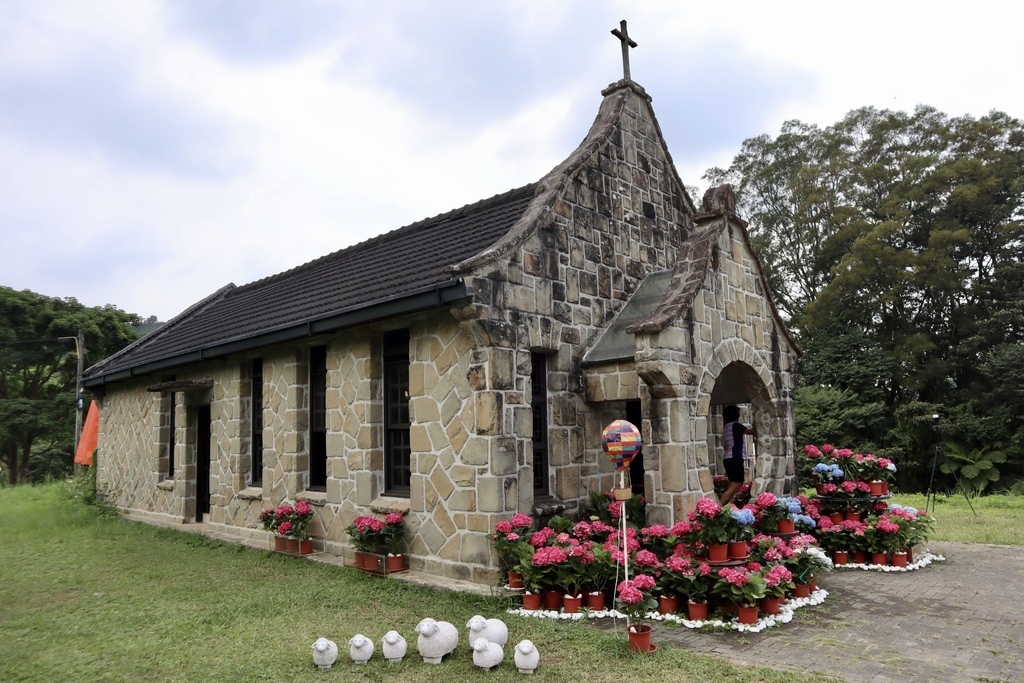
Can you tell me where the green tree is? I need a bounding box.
[0,288,140,485]
[708,106,1024,490]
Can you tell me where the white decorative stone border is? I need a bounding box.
[832,551,945,573]
[506,589,829,633]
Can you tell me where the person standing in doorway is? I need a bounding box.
[719,405,756,506]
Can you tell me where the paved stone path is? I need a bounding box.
[645,542,1023,683]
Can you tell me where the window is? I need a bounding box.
[250,358,264,486]
[383,330,410,496]
[531,353,549,497]
[163,391,176,478]
[309,346,327,491]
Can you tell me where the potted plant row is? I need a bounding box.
[259,500,316,554]
[345,512,407,573]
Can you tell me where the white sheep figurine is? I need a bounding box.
[471,637,504,670]
[380,630,408,663]
[414,617,459,664]
[348,634,375,665]
[310,637,338,670]
[466,615,508,647]
[513,639,540,674]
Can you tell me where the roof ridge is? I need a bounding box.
[234,184,538,294]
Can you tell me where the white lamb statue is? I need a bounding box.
[466,615,508,647]
[348,634,375,665]
[380,630,408,663]
[310,637,338,670]
[471,637,504,670]
[513,639,540,674]
[414,617,459,664]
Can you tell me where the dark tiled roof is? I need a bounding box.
[84,184,539,385]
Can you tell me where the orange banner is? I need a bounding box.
[75,400,99,466]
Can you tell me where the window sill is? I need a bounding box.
[156,479,175,491]
[370,497,411,515]
[237,487,263,501]
[298,491,327,507]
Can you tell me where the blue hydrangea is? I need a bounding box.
[730,508,756,525]
[778,497,802,514]
[793,514,816,528]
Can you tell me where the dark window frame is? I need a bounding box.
[166,391,176,479]
[383,330,411,496]
[308,346,328,491]
[250,358,264,486]
[531,353,550,497]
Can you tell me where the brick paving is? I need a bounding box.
[647,542,1023,683]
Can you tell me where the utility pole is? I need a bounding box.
[59,330,84,457]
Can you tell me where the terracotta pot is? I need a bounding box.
[829,513,844,524]
[905,546,914,563]
[760,596,782,615]
[627,624,653,653]
[792,583,811,598]
[881,481,890,494]
[507,571,524,589]
[285,537,300,553]
[728,541,749,560]
[298,539,313,555]
[891,552,908,568]
[658,595,679,615]
[870,552,887,566]
[562,593,583,614]
[687,601,708,621]
[707,543,729,562]
[522,592,542,611]
[852,551,868,564]
[542,590,563,611]
[869,480,885,496]
[386,553,404,572]
[844,511,862,522]
[737,605,759,624]
[809,576,817,592]
[273,536,288,551]
[833,550,849,565]
[362,553,382,572]
[586,591,607,610]
[814,484,826,495]
[776,519,796,534]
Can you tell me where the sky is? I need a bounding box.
[3,0,1022,322]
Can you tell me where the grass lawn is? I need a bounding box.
[0,483,840,683]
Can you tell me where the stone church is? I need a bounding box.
[82,33,800,585]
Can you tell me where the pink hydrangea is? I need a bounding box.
[510,513,532,528]
[633,549,662,568]
[755,492,778,508]
[495,520,512,534]
[803,444,822,458]
[695,497,722,517]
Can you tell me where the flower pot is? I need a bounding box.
[362,552,382,572]
[737,605,759,624]
[814,484,826,495]
[871,552,888,566]
[809,576,817,592]
[880,481,889,494]
[563,593,583,614]
[759,596,782,615]
[707,543,729,563]
[728,541,748,560]
[298,539,314,555]
[286,537,300,553]
[627,624,653,653]
[687,601,708,621]
[776,519,796,534]
[833,550,849,565]
[273,536,288,551]
[386,553,404,572]
[586,591,607,610]
[829,513,844,524]
[792,583,811,598]
[869,480,885,496]
[891,552,908,568]
[905,546,914,564]
[658,595,679,615]
[844,511,861,522]
[542,590,563,611]
[507,571,524,589]
[522,592,542,611]
[852,551,867,564]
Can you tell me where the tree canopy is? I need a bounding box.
[706,105,1024,491]
[0,287,140,484]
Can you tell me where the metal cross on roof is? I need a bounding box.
[610,20,637,81]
